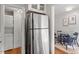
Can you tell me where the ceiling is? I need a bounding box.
[55,4,79,17]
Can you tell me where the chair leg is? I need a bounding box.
[75,40,79,47]
[72,45,74,50]
[65,44,67,50]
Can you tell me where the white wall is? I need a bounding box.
[4,4,53,54]
[46,4,51,52]
[4,4,26,54]
[55,10,79,34]
[5,4,26,9]
[50,6,54,54]
[46,5,54,53]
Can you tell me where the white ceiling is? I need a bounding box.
[55,4,79,17]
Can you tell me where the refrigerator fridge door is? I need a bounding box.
[33,13,48,28]
[34,29,44,54]
[41,29,49,54]
[34,30,40,54]
[34,29,49,54]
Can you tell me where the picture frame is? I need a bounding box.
[63,17,69,26]
[69,15,76,24]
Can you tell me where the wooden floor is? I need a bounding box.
[4,47,67,54]
[4,47,21,54]
[55,48,66,54]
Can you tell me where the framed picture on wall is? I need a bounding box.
[63,17,68,26]
[69,15,76,24]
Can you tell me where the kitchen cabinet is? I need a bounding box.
[39,4,45,11]
[26,4,46,14]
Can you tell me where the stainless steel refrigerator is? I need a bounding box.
[25,12,49,54]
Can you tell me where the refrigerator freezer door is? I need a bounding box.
[33,14,48,28]
[40,15,48,28]
[33,13,41,28]
[27,13,41,29]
